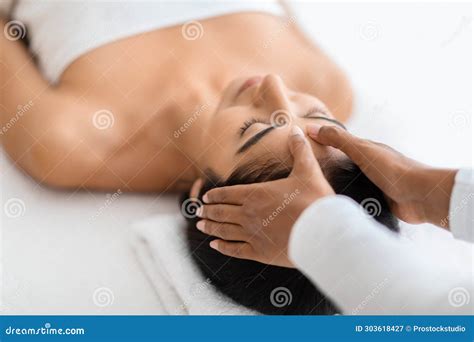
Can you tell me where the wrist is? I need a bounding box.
[302,179,335,207]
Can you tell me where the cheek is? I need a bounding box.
[218,78,246,107]
[209,111,242,136]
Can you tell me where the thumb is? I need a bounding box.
[288,126,323,178]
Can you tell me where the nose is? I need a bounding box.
[256,74,291,113]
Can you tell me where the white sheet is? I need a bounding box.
[131,213,256,315]
[1,2,471,314]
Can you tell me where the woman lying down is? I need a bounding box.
[1,1,398,314]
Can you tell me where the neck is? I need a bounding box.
[167,87,220,183]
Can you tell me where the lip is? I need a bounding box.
[236,76,262,98]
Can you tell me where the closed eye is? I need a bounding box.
[303,105,346,129]
[304,114,347,130]
[304,105,330,117]
[239,105,328,137]
[236,109,347,154]
[239,118,268,137]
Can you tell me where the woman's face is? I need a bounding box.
[201,74,346,178]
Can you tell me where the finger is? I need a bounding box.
[307,124,405,194]
[189,178,203,198]
[306,124,371,169]
[197,204,242,224]
[288,126,322,178]
[196,220,249,241]
[209,239,255,260]
[203,184,254,204]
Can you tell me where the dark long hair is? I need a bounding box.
[182,158,399,315]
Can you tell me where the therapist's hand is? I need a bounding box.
[196,127,335,268]
[307,124,457,227]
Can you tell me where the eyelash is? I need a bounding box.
[305,105,328,117]
[239,105,329,136]
[239,118,266,136]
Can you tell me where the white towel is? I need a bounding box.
[130,213,257,315]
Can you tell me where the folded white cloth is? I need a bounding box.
[130,213,256,315]
[11,0,284,83]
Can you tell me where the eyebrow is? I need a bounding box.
[236,116,346,155]
[237,126,275,154]
[305,115,347,130]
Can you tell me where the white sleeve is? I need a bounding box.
[449,168,474,242]
[288,195,474,315]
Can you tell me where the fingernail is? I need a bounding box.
[192,177,202,191]
[196,220,205,231]
[196,206,203,217]
[307,124,321,137]
[209,240,218,250]
[291,126,304,137]
[202,193,209,203]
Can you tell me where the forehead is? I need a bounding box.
[202,124,343,180]
[201,125,288,179]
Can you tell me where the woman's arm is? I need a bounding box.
[0,19,116,189]
[0,18,59,182]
